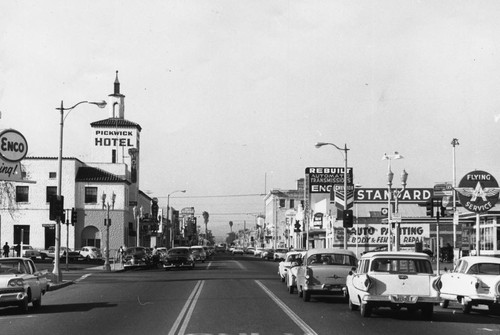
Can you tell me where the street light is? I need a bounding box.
[315,142,350,249]
[54,100,106,283]
[168,190,186,248]
[451,138,459,250]
[382,152,405,251]
[102,192,116,271]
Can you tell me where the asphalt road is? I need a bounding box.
[1,254,499,335]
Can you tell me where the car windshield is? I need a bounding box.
[307,253,356,266]
[370,258,433,274]
[0,260,27,275]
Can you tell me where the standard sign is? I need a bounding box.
[0,129,28,162]
[456,170,500,213]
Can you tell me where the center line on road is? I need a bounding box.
[168,280,204,335]
[255,280,318,335]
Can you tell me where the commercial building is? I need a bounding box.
[0,73,170,255]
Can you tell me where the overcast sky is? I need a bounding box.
[2,1,500,239]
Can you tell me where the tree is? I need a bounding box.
[229,220,233,232]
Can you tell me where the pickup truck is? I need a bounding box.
[0,257,49,312]
[40,246,81,261]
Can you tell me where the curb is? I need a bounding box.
[48,280,74,291]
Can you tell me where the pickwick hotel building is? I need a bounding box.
[0,73,166,256]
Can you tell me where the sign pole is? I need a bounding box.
[475,213,480,256]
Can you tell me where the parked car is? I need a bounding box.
[296,248,357,302]
[345,251,440,319]
[273,248,289,262]
[21,245,40,260]
[245,247,255,255]
[40,246,81,260]
[0,257,49,312]
[285,251,307,294]
[232,247,245,255]
[261,249,275,260]
[190,246,207,263]
[79,246,102,260]
[253,248,265,257]
[123,247,150,269]
[163,247,195,270]
[439,256,500,314]
[278,250,305,282]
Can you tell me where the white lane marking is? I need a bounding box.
[234,261,246,270]
[168,280,203,335]
[255,280,318,335]
[74,273,92,283]
[178,280,205,335]
[207,261,212,269]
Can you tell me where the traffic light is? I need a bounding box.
[49,195,64,221]
[425,201,433,217]
[294,220,302,233]
[343,209,354,228]
[71,208,77,225]
[151,200,159,222]
[440,204,447,217]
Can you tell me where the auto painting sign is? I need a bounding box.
[456,170,500,213]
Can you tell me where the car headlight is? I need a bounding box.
[8,278,24,287]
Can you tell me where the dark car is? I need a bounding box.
[123,247,150,269]
[163,247,195,270]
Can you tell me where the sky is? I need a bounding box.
[2,0,500,240]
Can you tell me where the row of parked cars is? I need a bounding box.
[277,248,500,319]
[9,245,101,261]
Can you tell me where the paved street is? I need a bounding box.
[0,254,499,335]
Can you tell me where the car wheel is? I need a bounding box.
[32,295,42,309]
[440,300,449,309]
[461,299,472,314]
[19,297,29,313]
[360,303,372,317]
[348,297,359,311]
[421,304,433,320]
[302,290,310,302]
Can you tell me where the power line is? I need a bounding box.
[156,193,265,199]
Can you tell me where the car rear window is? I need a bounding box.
[307,253,356,266]
[169,249,189,255]
[371,258,432,274]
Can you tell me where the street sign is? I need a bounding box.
[333,184,354,210]
[392,213,402,223]
[0,129,28,162]
[456,170,500,213]
[433,182,453,197]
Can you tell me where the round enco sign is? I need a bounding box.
[0,129,28,162]
[456,170,500,213]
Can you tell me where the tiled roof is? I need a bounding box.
[90,118,142,131]
[76,166,130,184]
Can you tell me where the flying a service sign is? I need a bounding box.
[456,170,500,213]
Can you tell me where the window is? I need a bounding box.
[46,186,57,203]
[14,225,30,244]
[49,172,56,179]
[279,199,286,208]
[289,199,295,209]
[85,187,98,204]
[15,186,29,203]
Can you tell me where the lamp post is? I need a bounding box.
[315,142,350,249]
[451,138,459,250]
[167,190,186,248]
[54,100,106,283]
[382,152,405,252]
[102,192,116,272]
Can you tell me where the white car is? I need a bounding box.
[345,251,440,319]
[232,247,244,255]
[278,250,305,282]
[284,251,307,294]
[0,257,49,312]
[439,256,500,314]
[79,246,102,259]
[296,248,357,302]
[22,245,40,260]
[253,248,265,257]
